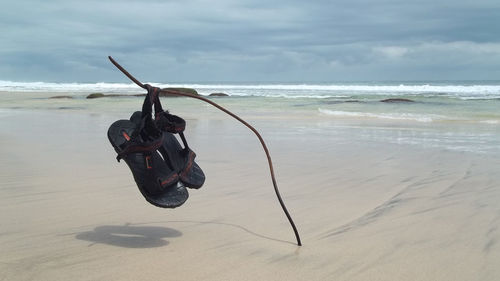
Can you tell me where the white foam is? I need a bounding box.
[1,80,499,99]
[0,81,139,93]
[458,96,500,100]
[480,120,500,124]
[156,83,500,93]
[318,108,441,122]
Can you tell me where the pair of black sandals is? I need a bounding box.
[107,85,205,208]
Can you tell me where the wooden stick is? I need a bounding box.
[108,56,302,246]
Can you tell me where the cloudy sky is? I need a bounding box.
[1,0,499,82]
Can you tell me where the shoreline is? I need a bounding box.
[1,95,500,280]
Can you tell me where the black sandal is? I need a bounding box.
[107,88,190,208]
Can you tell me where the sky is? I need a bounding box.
[1,0,499,82]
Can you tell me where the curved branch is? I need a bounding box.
[108,56,302,246]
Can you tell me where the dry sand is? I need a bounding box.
[1,108,500,281]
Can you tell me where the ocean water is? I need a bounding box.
[1,80,499,154]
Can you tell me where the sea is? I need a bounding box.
[1,80,499,154]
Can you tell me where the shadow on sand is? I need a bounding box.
[130,220,296,246]
[76,224,182,248]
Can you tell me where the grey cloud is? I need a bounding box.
[1,0,499,82]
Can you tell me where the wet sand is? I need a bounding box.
[1,107,500,280]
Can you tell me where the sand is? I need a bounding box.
[1,106,500,281]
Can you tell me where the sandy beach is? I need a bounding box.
[1,93,500,281]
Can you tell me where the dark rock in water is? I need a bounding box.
[159,87,199,97]
[86,93,146,99]
[322,100,360,105]
[86,93,105,99]
[380,98,415,103]
[209,93,229,97]
[49,95,74,99]
[85,88,198,99]
[58,106,83,110]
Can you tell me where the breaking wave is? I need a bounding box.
[1,80,500,99]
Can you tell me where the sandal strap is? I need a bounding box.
[116,134,164,161]
[143,85,187,134]
[142,84,164,118]
[140,84,191,150]
[155,112,186,133]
